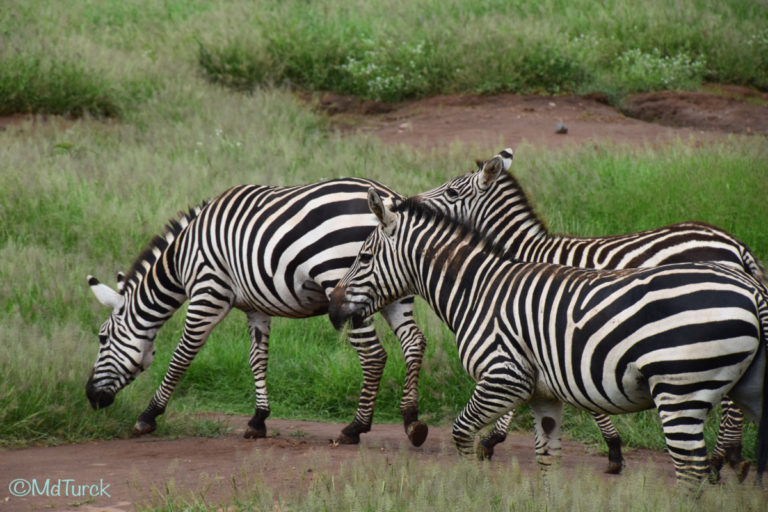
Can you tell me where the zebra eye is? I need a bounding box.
[445,188,460,200]
[99,335,108,346]
[359,253,373,265]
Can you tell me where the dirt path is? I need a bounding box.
[1,87,765,511]
[314,84,768,151]
[1,416,677,512]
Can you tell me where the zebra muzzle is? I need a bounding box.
[328,286,365,330]
[85,378,115,410]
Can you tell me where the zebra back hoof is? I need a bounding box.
[336,432,361,445]
[605,460,624,475]
[406,421,428,447]
[131,420,156,437]
[243,427,267,439]
[736,460,750,483]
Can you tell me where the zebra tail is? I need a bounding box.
[757,289,768,478]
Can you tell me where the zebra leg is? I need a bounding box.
[529,398,564,472]
[452,371,530,459]
[709,397,749,482]
[479,411,514,459]
[381,298,429,447]
[244,312,272,439]
[133,289,233,436]
[656,404,710,490]
[338,319,388,444]
[590,412,624,474]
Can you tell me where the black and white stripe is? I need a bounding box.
[329,190,768,488]
[86,179,429,446]
[415,149,765,477]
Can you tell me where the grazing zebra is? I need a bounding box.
[329,188,768,489]
[86,179,429,446]
[415,149,766,478]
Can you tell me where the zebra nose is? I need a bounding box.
[328,286,349,330]
[85,378,115,410]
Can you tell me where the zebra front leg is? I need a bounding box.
[338,319,387,444]
[590,412,624,474]
[244,312,272,439]
[709,397,748,482]
[480,411,514,459]
[529,398,564,473]
[381,298,429,447]
[453,371,529,459]
[134,289,233,436]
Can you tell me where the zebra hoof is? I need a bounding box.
[406,421,428,447]
[605,460,624,475]
[243,427,267,439]
[735,460,750,483]
[336,432,360,445]
[131,420,156,437]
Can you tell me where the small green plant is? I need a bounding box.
[611,48,707,93]
[339,39,434,101]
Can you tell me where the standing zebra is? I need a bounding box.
[329,189,768,489]
[415,149,766,477]
[86,179,429,446]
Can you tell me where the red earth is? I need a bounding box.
[2,87,766,511]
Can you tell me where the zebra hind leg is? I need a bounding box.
[709,397,749,483]
[381,299,429,447]
[338,319,387,444]
[590,412,624,474]
[244,312,272,439]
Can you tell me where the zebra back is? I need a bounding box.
[415,150,766,283]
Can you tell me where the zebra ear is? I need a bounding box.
[88,275,125,311]
[368,188,397,236]
[478,149,513,190]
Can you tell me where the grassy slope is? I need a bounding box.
[0,1,766,467]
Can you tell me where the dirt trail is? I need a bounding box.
[1,417,677,511]
[2,87,766,511]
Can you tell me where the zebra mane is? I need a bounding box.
[395,197,516,261]
[122,202,208,292]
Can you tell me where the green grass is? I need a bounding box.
[1,0,767,116]
[0,0,767,486]
[194,0,768,101]
[140,449,767,511]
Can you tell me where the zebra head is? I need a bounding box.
[329,189,410,330]
[414,148,514,223]
[85,274,156,409]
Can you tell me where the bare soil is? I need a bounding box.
[1,416,675,512]
[311,84,768,151]
[2,87,765,511]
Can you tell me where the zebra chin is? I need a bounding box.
[85,379,115,410]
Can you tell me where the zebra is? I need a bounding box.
[86,179,429,447]
[329,187,768,489]
[414,149,766,478]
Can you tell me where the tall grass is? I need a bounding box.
[141,448,768,511]
[195,0,768,101]
[2,0,768,116]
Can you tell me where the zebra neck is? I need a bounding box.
[477,184,549,257]
[409,224,504,334]
[124,251,186,333]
